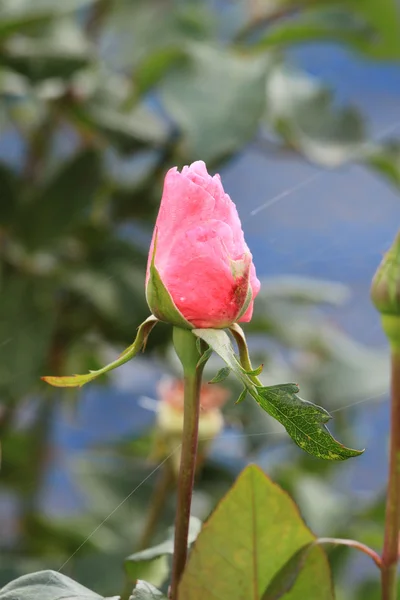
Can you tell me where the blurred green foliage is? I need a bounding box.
[0,0,399,598]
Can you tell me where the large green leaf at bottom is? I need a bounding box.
[179,465,333,600]
[0,570,118,600]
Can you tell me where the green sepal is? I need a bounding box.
[195,336,202,354]
[235,387,247,404]
[209,366,231,384]
[146,230,193,329]
[236,277,253,321]
[230,252,253,322]
[42,315,158,388]
[241,363,264,377]
[197,345,213,369]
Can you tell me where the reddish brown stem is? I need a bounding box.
[318,537,381,569]
[169,366,203,599]
[381,350,400,599]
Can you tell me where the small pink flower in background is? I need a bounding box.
[158,378,229,413]
[154,378,230,470]
[146,161,260,328]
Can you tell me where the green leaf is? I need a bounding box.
[18,149,102,249]
[130,581,167,600]
[352,0,400,59]
[73,102,169,153]
[0,277,56,398]
[146,232,193,329]
[42,315,158,388]
[0,162,19,225]
[1,21,91,82]
[256,383,362,460]
[193,328,363,460]
[0,0,97,40]
[265,65,365,168]
[179,465,334,600]
[196,346,213,369]
[209,366,231,384]
[242,3,400,60]
[125,517,201,583]
[256,276,350,306]
[364,140,400,189]
[131,46,187,101]
[262,543,313,600]
[263,536,381,599]
[125,558,168,592]
[250,9,373,54]
[160,43,268,163]
[0,570,115,600]
[235,387,247,404]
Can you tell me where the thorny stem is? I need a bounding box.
[169,328,204,600]
[381,349,400,600]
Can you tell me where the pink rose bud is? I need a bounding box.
[146,161,260,328]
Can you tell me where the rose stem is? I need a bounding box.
[381,347,400,600]
[170,328,205,600]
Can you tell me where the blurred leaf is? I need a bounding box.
[179,465,333,599]
[355,579,400,600]
[194,328,363,460]
[18,149,101,249]
[126,516,201,566]
[21,514,99,558]
[257,276,350,306]
[125,517,201,587]
[309,326,389,408]
[0,161,19,225]
[265,65,366,167]
[364,140,400,189]
[42,315,157,387]
[294,475,351,536]
[70,102,170,152]
[104,1,214,72]
[132,47,187,101]
[1,21,91,82]
[0,68,29,97]
[251,9,373,53]
[0,0,97,40]
[62,231,150,340]
[0,570,117,600]
[0,277,56,398]
[161,44,268,163]
[126,558,168,592]
[353,0,400,59]
[110,431,155,459]
[130,581,167,600]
